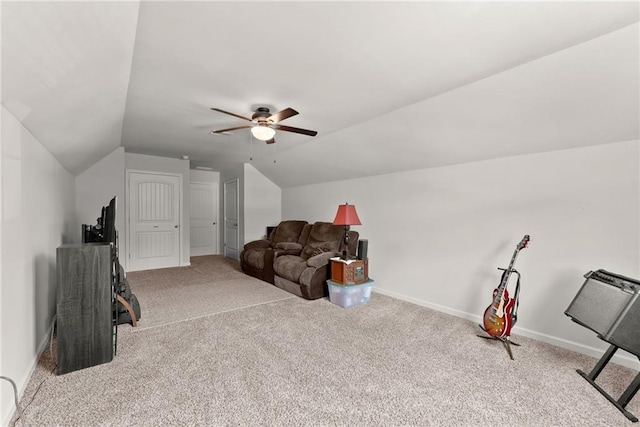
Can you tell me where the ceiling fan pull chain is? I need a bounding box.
[272,141,276,164]
[249,132,254,161]
[247,131,252,161]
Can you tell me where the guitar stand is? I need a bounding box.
[477,327,521,360]
[577,344,639,422]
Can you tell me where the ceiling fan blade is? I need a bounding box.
[273,124,318,137]
[268,108,298,123]
[211,108,253,122]
[266,138,276,145]
[210,125,252,134]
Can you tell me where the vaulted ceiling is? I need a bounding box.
[2,1,639,188]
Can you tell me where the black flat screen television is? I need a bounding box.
[83,196,117,245]
[102,197,117,245]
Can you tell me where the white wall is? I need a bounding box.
[190,169,219,184]
[1,107,76,426]
[76,147,126,258]
[243,163,281,242]
[125,153,191,266]
[283,140,640,369]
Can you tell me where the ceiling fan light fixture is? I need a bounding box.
[251,125,276,141]
[211,107,316,143]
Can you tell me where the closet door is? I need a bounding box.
[190,181,219,256]
[127,171,181,271]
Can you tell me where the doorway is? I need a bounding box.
[189,181,219,256]
[223,179,239,259]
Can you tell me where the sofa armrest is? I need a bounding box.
[244,239,272,250]
[306,251,340,268]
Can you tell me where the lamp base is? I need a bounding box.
[341,225,350,260]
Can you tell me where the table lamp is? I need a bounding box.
[332,202,361,260]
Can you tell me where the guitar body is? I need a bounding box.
[482,288,516,338]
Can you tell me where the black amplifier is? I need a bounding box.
[565,269,640,356]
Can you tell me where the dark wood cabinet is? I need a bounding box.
[331,258,369,284]
[56,243,114,375]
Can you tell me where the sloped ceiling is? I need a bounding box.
[2,1,639,188]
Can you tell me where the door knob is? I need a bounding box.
[174,225,179,228]
[213,222,217,225]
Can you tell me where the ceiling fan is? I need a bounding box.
[210,107,318,144]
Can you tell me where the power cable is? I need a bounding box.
[1,316,58,426]
[0,376,21,425]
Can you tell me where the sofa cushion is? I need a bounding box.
[275,242,302,251]
[273,255,309,282]
[271,220,308,245]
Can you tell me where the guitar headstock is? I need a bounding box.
[517,235,530,250]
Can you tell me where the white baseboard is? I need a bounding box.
[373,288,640,371]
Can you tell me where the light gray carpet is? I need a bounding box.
[11,257,640,426]
[126,256,294,330]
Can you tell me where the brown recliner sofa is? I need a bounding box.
[273,222,358,300]
[240,220,308,284]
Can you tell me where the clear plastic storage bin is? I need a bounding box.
[327,279,374,308]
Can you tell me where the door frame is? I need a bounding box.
[223,178,240,259]
[125,169,184,271]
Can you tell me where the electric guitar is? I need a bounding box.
[481,235,530,338]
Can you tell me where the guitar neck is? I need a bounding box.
[494,249,521,300]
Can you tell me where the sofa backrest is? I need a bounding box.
[298,224,312,246]
[270,220,308,245]
[298,222,349,260]
[307,221,343,243]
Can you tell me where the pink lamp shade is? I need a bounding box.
[333,203,361,226]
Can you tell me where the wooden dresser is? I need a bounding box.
[56,243,114,374]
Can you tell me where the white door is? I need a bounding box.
[223,179,239,259]
[127,171,181,271]
[190,181,218,256]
